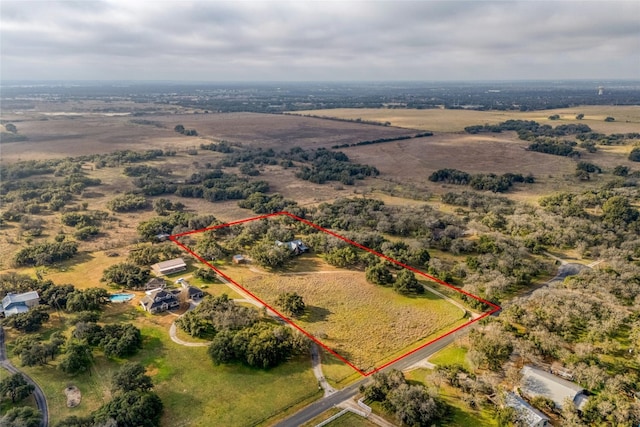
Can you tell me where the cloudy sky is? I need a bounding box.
[1,0,638,81]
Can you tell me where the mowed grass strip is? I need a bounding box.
[222,262,465,372]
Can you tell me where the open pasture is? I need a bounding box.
[180,214,473,374]
[1,111,417,162]
[292,105,640,133]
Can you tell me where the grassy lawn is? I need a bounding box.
[405,369,498,427]
[428,344,470,369]
[5,304,321,427]
[325,411,377,426]
[218,258,466,372]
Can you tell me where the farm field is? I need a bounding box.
[1,110,418,163]
[292,105,640,133]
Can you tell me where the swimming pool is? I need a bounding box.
[109,293,135,303]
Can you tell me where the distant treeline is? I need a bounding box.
[331,132,433,149]
[285,113,393,127]
[428,168,534,193]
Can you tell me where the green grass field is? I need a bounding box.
[5,304,321,427]
[428,344,470,369]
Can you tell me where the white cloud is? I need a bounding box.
[1,0,638,81]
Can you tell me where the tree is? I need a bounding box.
[604,116,615,122]
[249,242,291,269]
[393,270,424,294]
[602,196,639,227]
[101,263,150,289]
[101,324,142,358]
[59,342,93,374]
[111,363,153,394]
[275,292,305,317]
[629,147,640,162]
[387,383,445,426]
[365,263,394,286]
[93,391,163,427]
[0,407,42,427]
[0,373,35,403]
[3,307,50,332]
[576,113,584,120]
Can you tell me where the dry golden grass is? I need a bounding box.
[292,105,640,134]
[219,260,465,372]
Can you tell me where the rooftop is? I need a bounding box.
[521,365,588,410]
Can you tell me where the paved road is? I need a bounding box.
[0,327,49,427]
[509,262,587,303]
[275,328,464,427]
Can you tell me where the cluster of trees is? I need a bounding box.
[237,192,300,214]
[630,147,640,162]
[428,169,533,192]
[294,148,379,185]
[360,370,446,426]
[2,307,50,332]
[176,294,308,368]
[0,407,41,427]
[73,322,143,358]
[153,198,185,216]
[12,333,65,366]
[101,262,150,289]
[106,193,148,212]
[0,373,35,404]
[127,242,182,266]
[208,321,307,368]
[136,212,218,241]
[200,141,234,153]
[465,120,592,140]
[123,164,167,177]
[527,139,580,157]
[13,240,78,266]
[57,363,163,427]
[174,124,197,136]
[366,264,425,294]
[577,131,640,145]
[176,294,258,338]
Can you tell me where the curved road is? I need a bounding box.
[0,327,49,427]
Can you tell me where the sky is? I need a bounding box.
[1,0,639,82]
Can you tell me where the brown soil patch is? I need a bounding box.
[1,112,418,163]
[64,385,81,408]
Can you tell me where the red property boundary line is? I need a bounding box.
[169,211,501,377]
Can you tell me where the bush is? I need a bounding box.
[106,194,148,212]
[629,147,640,162]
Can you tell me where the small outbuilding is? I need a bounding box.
[151,258,187,276]
[504,392,550,427]
[232,254,245,264]
[2,291,40,317]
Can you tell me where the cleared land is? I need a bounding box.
[292,105,640,133]
[215,258,466,373]
[1,111,417,162]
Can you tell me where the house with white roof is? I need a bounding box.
[1,291,40,317]
[521,365,589,410]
